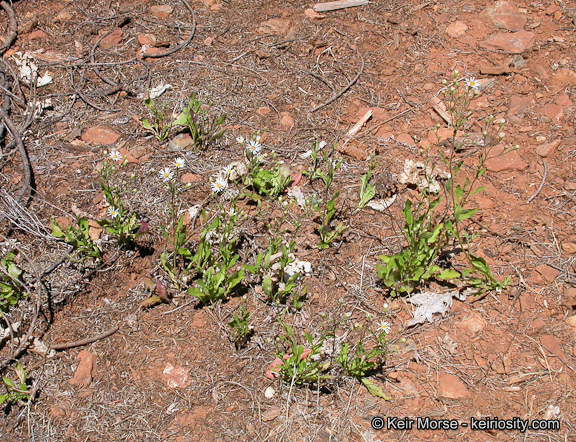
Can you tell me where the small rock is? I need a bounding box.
[138,34,157,47]
[68,350,97,388]
[264,386,276,398]
[168,133,194,150]
[49,405,66,418]
[555,93,572,107]
[565,315,576,331]
[540,103,564,125]
[532,318,546,329]
[491,359,506,374]
[262,406,282,422]
[456,312,487,335]
[280,112,295,129]
[258,18,293,36]
[27,30,48,40]
[562,243,576,254]
[485,145,527,172]
[118,147,137,164]
[508,95,535,117]
[540,335,568,360]
[479,31,535,53]
[551,69,576,87]
[257,107,271,116]
[395,133,415,146]
[55,8,74,22]
[337,142,368,161]
[535,264,560,282]
[81,126,120,145]
[480,0,527,31]
[535,139,561,157]
[150,5,173,19]
[438,373,469,399]
[162,363,191,388]
[181,173,202,184]
[446,21,468,38]
[305,8,325,19]
[100,30,123,50]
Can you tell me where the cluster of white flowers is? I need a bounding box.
[157,158,186,183]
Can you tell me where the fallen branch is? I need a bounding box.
[313,0,369,13]
[311,49,364,112]
[50,325,120,351]
[144,0,196,59]
[526,160,547,204]
[0,1,17,56]
[0,108,34,208]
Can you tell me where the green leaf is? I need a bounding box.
[140,119,152,130]
[361,378,391,399]
[50,222,64,239]
[3,377,15,388]
[262,277,274,297]
[438,269,460,280]
[455,207,477,222]
[173,111,189,126]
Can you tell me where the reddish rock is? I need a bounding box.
[81,126,120,145]
[118,147,137,164]
[280,112,295,129]
[508,95,535,117]
[479,31,535,53]
[49,405,66,418]
[27,30,48,40]
[258,18,293,36]
[540,335,568,360]
[162,363,191,388]
[532,318,546,329]
[181,173,202,184]
[555,93,572,107]
[168,133,194,151]
[551,69,576,87]
[68,351,97,388]
[305,8,325,19]
[562,243,576,254]
[540,103,564,125]
[446,21,468,38]
[485,145,527,172]
[175,406,211,426]
[396,133,415,146]
[138,34,157,47]
[338,142,368,160]
[262,406,282,422]
[480,0,527,31]
[535,264,560,282]
[150,4,173,19]
[257,107,271,116]
[438,373,469,399]
[55,8,74,22]
[100,30,123,49]
[535,139,561,157]
[456,312,487,335]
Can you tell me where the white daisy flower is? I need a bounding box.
[174,157,186,169]
[222,164,235,178]
[378,320,391,334]
[236,136,245,145]
[465,77,480,90]
[107,206,119,218]
[211,176,228,193]
[159,167,174,182]
[227,207,237,216]
[247,140,262,155]
[109,150,122,162]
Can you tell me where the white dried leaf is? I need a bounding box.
[407,291,459,326]
[149,83,172,99]
[367,194,397,211]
